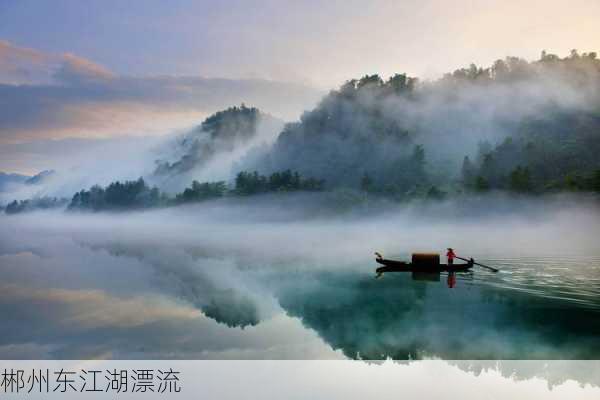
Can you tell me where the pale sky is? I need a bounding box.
[1,0,599,87]
[0,0,599,173]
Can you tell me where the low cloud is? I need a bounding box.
[0,41,322,150]
[54,53,115,86]
[0,40,55,85]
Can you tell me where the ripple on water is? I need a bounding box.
[467,256,600,310]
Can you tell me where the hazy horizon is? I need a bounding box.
[1,0,599,174]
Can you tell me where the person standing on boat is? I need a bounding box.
[446,248,456,266]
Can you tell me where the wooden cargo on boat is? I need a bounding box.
[375,252,474,274]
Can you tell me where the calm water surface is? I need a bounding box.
[1,208,599,366]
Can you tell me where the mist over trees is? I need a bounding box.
[463,114,600,193]
[68,178,164,211]
[233,170,324,195]
[174,180,227,204]
[153,105,282,184]
[155,105,260,175]
[4,197,68,214]
[258,73,424,191]
[62,170,323,213]
[249,50,600,197]
[3,50,600,215]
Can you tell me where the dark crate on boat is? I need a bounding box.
[411,253,440,267]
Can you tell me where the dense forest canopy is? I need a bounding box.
[253,50,600,195]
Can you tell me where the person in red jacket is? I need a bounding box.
[446,248,456,265]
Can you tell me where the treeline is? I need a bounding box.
[439,49,598,85]
[234,170,324,195]
[174,181,227,203]
[65,170,323,212]
[4,197,68,214]
[68,178,164,211]
[461,124,600,194]
[173,169,323,205]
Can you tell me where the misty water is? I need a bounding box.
[1,194,600,364]
[274,255,600,360]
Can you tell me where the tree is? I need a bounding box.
[477,140,493,163]
[426,186,446,200]
[235,170,323,195]
[564,173,583,191]
[386,73,416,94]
[4,200,22,214]
[480,153,496,183]
[461,156,475,187]
[175,180,227,203]
[509,166,533,193]
[361,173,373,192]
[357,74,383,89]
[474,176,490,192]
[412,144,425,165]
[592,170,600,192]
[235,171,265,195]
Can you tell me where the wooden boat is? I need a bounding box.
[375,252,474,274]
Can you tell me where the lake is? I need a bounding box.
[1,197,599,365]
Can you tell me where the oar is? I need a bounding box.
[456,256,499,273]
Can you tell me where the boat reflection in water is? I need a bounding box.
[276,256,600,361]
[404,271,470,288]
[420,270,468,288]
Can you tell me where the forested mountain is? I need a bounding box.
[153,105,283,191]
[4,50,600,214]
[155,105,261,175]
[256,50,600,196]
[260,73,424,190]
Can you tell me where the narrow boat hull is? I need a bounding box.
[375,257,473,273]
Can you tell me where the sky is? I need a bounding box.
[0,0,599,173]
[2,0,599,85]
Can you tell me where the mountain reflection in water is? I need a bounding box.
[275,257,600,360]
[1,205,599,380]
